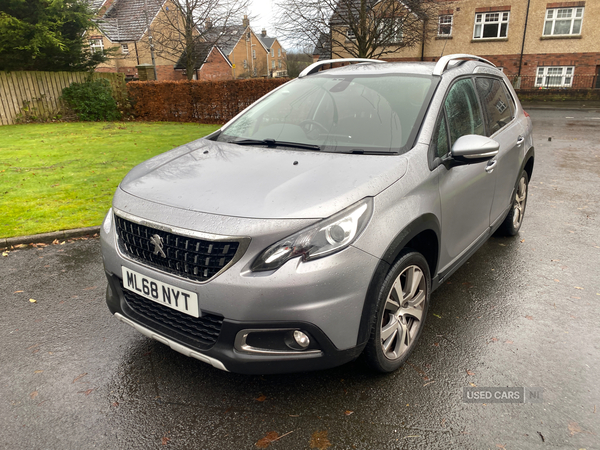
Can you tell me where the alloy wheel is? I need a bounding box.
[380,265,426,360]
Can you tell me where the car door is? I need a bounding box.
[474,77,525,226]
[433,78,496,273]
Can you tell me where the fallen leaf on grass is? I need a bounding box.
[574,286,584,290]
[525,315,533,320]
[520,239,525,243]
[112,402,119,407]
[496,444,506,449]
[14,291,23,293]
[29,299,37,303]
[433,314,442,319]
[30,391,38,399]
[554,279,560,282]
[469,382,477,387]
[344,410,354,416]
[505,340,514,344]
[309,431,331,450]
[490,337,499,342]
[466,370,475,376]
[433,342,439,347]
[161,436,170,445]
[255,394,267,402]
[73,373,87,383]
[79,388,95,396]
[52,239,59,245]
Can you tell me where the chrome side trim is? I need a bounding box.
[234,328,322,356]
[433,54,496,76]
[115,313,229,371]
[113,208,251,285]
[299,58,384,78]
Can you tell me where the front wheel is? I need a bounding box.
[365,251,431,373]
[498,170,529,236]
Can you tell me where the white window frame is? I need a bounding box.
[473,11,510,39]
[252,49,256,59]
[89,38,104,54]
[278,48,281,57]
[438,14,453,37]
[543,7,584,36]
[535,66,575,87]
[379,17,403,43]
[272,60,275,69]
[121,43,129,54]
[346,27,356,40]
[271,48,274,57]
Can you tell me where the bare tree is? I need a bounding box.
[149,0,252,80]
[275,0,440,60]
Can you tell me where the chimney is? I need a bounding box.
[242,15,250,28]
[261,29,267,37]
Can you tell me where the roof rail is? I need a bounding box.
[432,54,496,76]
[299,58,384,78]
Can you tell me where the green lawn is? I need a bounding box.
[0,122,220,239]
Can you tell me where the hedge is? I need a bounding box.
[127,78,289,124]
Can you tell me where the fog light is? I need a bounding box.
[293,330,310,348]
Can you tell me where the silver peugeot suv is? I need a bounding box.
[101,54,534,374]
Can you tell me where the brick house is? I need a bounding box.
[174,43,232,81]
[257,29,288,77]
[322,0,600,88]
[90,0,188,81]
[204,16,287,79]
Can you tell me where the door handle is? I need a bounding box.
[516,136,525,146]
[485,160,497,173]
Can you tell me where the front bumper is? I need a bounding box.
[105,273,364,374]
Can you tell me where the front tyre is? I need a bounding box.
[498,170,529,236]
[365,251,431,373]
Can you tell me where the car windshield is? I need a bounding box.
[216,74,435,154]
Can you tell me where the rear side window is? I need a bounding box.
[444,78,485,147]
[475,77,514,135]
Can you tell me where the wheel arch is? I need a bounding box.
[356,214,441,346]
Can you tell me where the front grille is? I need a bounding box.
[115,215,240,283]
[121,281,223,350]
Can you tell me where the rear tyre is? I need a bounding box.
[498,170,529,236]
[365,251,431,373]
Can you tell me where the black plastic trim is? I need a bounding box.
[356,214,441,345]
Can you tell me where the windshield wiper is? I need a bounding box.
[231,139,321,151]
[349,149,396,155]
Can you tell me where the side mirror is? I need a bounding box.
[451,135,499,161]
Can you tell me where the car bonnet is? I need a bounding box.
[119,139,408,219]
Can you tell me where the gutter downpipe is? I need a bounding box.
[518,0,532,78]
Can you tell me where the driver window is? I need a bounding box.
[444,79,485,148]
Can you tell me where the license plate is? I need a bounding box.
[121,267,200,318]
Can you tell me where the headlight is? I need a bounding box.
[250,198,373,272]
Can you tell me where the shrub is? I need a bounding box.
[61,78,121,121]
[127,78,289,124]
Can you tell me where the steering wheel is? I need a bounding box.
[300,120,329,136]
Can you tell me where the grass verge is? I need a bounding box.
[0,122,220,239]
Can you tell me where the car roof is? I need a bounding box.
[303,55,498,79]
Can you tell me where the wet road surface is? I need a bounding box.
[1,109,599,449]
